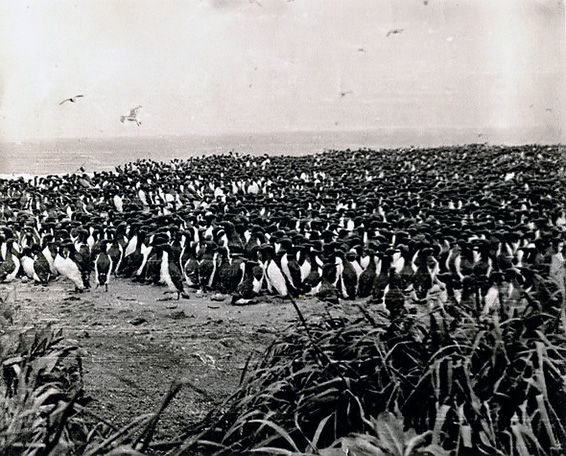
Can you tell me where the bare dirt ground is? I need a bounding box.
[3,277,326,441]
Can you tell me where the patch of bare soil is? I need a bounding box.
[4,278,326,441]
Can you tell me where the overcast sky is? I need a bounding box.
[0,0,564,142]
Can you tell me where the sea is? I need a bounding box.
[0,127,561,177]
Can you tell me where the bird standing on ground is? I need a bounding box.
[94,240,113,292]
[316,263,340,304]
[40,237,58,276]
[54,243,86,292]
[260,245,288,297]
[0,238,21,283]
[358,249,378,298]
[278,241,302,296]
[20,247,39,282]
[233,260,259,301]
[336,250,358,299]
[160,244,185,300]
[198,241,219,293]
[183,246,200,289]
[384,267,406,317]
[31,244,52,285]
[73,235,92,290]
[107,239,124,277]
[216,248,244,294]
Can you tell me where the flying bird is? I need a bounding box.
[386,29,404,37]
[59,95,84,105]
[340,91,353,97]
[120,106,142,126]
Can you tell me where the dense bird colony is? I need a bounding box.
[0,145,564,311]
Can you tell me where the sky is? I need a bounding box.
[0,0,565,142]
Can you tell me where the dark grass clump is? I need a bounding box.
[0,324,88,455]
[176,284,566,456]
[0,288,92,454]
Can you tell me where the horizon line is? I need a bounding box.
[0,124,557,144]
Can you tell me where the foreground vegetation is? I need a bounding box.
[1,276,565,455]
[189,281,566,456]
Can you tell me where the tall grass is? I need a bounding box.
[0,325,87,455]
[1,274,564,455]
[174,276,566,456]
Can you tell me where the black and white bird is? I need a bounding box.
[41,237,58,276]
[233,260,260,301]
[160,244,185,300]
[20,247,39,282]
[120,106,142,126]
[59,95,84,105]
[107,239,124,277]
[277,247,302,296]
[216,247,245,294]
[259,245,288,297]
[54,243,86,292]
[316,263,340,304]
[183,246,200,289]
[357,249,378,298]
[0,238,20,283]
[94,240,113,292]
[197,241,219,293]
[34,244,53,286]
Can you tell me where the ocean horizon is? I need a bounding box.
[0,127,562,176]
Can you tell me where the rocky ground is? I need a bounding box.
[2,277,326,442]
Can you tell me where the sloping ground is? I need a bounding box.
[4,278,326,441]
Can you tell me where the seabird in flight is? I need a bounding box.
[120,106,143,126]
[386,29,404,37]
[59,95,84,105]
